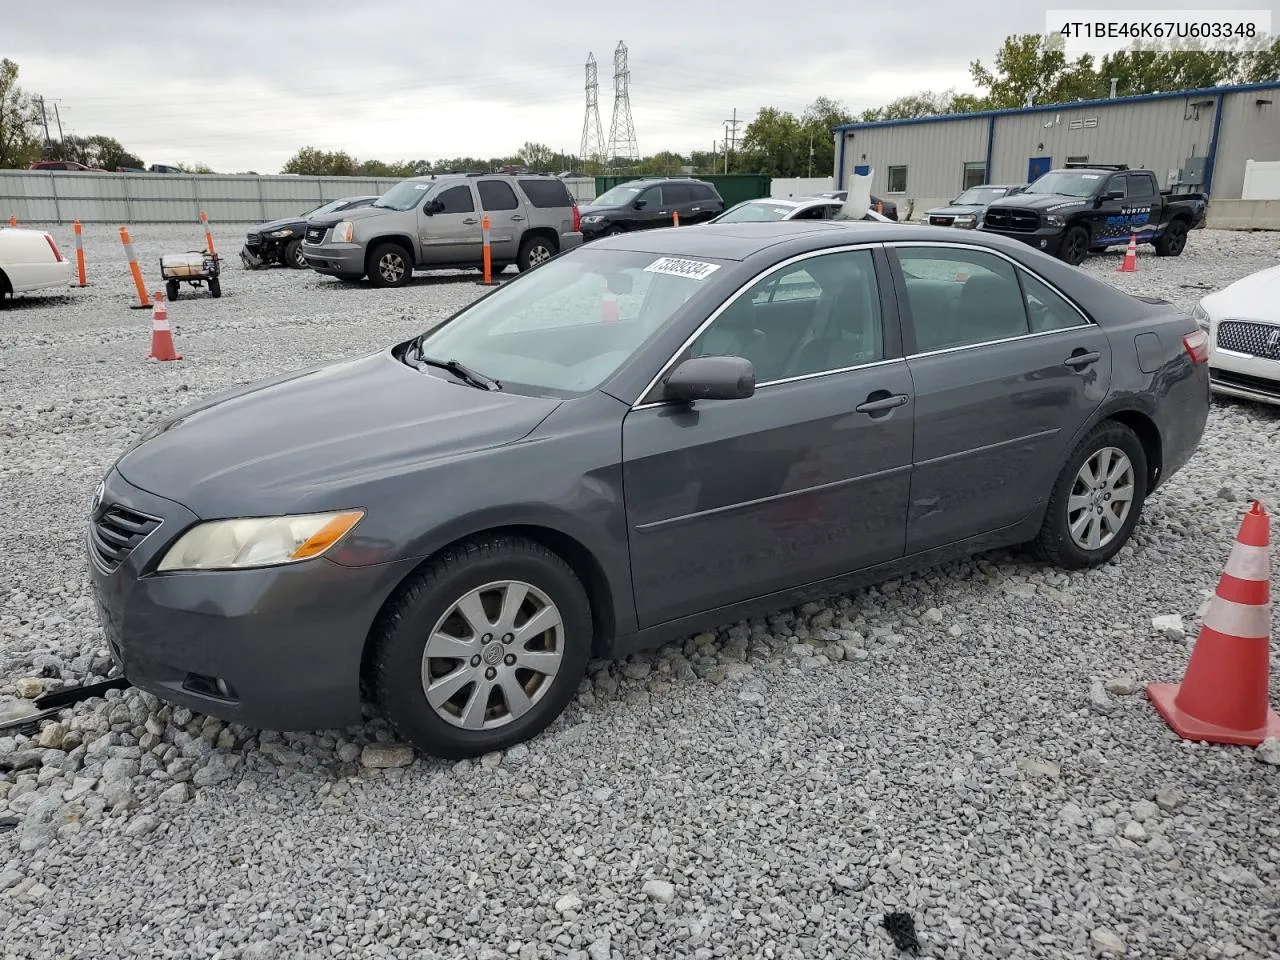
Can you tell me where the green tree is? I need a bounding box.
[55,134,144,171]
[738,106,806,176]
[969,33,1100,108]
[0,58,42,169]
[640,150,687,175]
[517,141,555,171]
[801,96,852,175]
[281,147,356,176]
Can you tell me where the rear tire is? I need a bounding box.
[0,270,10,308]
[370,535,592,760]
[1059,226,1089,266]
[285,238,307,269]
[1031,421,1148,569]
[516,234,556,272]
[368,242,412,288]
[1154,219,1188,257]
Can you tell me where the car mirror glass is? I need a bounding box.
[662,356,755,403]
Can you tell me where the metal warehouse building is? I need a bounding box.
[832,81,1280,223]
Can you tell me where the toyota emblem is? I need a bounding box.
[90,480,105,516]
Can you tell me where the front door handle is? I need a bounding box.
[855,392,910,415]
[1063,350,1101,369]
[511,215,524,221]
[691,206,701,212]
[462,218,478,225]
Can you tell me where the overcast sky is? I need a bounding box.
[6,0,1254,172]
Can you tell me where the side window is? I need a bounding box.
[434,185,475,214]
[692,184,716,201]
[661,183,691,205]
[517,178,572,208]
[1106,174,1127,197]
[636,187,660,209]
[690,250,883,383]
[896,246,1028,352]
[1127,173,1156,200]
[1019,270,1088,333]
[478,180,520,211]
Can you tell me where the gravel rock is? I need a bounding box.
[1091,928,1125,954]
[641,879,676,904]
[360,742,415,769]
[1255,737,1280,766]
[1151,614,1186,641]
[554,893,583,914]
[1104,676,1138,696]
[15,677,45,699]
[0,224,1276,958]
[1088,679,1117,715]
[1016,758,1061,778]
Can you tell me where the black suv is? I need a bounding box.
[579,177,724,239]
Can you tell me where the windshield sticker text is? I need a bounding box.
[644,257,721,281]
[1081,174,1100,179]
[413,184,429,190]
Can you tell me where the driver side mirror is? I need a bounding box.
[633,199,647,210]
[662,356,755,404]
[1104,189,1125,201]
[423,199,442,215]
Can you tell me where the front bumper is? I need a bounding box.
[979,226,1063,255]
[580,220,615,241]
[1208,358,1280,407]
[85,467,419,731]
[301,242,365,277]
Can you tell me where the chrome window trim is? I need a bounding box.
[629,242,884,410]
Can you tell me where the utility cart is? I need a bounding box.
[159,250,222,300]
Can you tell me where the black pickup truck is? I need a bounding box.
[979,165,1207,266]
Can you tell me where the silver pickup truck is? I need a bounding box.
[301,173,583,286]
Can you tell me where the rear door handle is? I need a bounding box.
[855,393,910,414]
[511,215,524,221]
[462,218,478,225]
[1063,350,1101,369]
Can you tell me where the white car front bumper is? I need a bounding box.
[1205,315,1280,406]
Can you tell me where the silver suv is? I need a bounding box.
[301,173,583,287]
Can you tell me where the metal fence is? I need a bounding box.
[0,171,601,225]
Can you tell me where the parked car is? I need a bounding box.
[710,196,893,224]
[1192,263,1280,406]
[980,165,1207,265]
[819,190,898,221]
[578,178,724,239]
[87,219,1209,759]
[27,160,104,172]
[0,226,73,306]
[240,196,379,270]
[922,184,1026,228]
[301,173,582,286]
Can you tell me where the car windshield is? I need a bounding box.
[373,181,431,211]
[302,198,349,219]
[412,248,725,397]
[1023,172,1102,197]
[592,183,647,206]
[953,186,1009,205]
[716,201,797,222]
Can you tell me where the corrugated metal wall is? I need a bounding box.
[0,172,600,224]
[990,97,1215,191]
[1211,90,1280,199]
[839,118,988,200]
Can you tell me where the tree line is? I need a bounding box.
[3,33,1276,179]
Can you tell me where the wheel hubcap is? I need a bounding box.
[420,580,565,730]
[1067,446,1135,551]
[379,254,405,282]
[529,245,552,265]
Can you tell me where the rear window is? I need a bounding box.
[518,178,573,208]
[691,183,719,201]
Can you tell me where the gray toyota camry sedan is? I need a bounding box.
[86,221,1210,759]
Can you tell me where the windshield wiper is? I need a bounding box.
[412,352,501,391]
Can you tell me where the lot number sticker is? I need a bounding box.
[644,257,721,281]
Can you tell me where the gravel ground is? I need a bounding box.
[2,222,1280,959]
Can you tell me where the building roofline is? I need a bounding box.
[831,80,1280,133]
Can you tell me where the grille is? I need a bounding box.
[983,208,1040,232]
[90,504,161,572]
[244,233,262,248]
[305,225,327,244]
[929,215,954,227]
[1216,320,1280,361]
[1211,368,1280,399]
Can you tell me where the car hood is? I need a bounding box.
[990,193,1092,214]
[114,349,561,518]
[308,205,397,228]
[249,216,307,235]
[1202,264,1280,321]
[926,204,983,217]
[578,204,625,218]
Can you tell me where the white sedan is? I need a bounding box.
[0,226,74,306]
[708,196,893,224]
[1193,263,1280,406]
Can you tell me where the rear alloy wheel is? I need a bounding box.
[368,243,411,288]
[371,535,592,759]
[1032,421,1148,569]
[1154,219,1188,257]
[517,235,556,272]
[1059,226,1089,266]
[285,238,307,269]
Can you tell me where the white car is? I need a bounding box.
[0,226,74,305]
[1193,263,1280,407]
[708,196,893,224]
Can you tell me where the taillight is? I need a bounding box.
[572,203,581,233]
[45,233,64,262]
[1183,329,1209,364]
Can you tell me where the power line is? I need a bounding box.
[722,108,741,173]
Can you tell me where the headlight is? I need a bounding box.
[1191,302,1211,331]
[267,228,294,238]
[157,510,365,572]
[1045,215,1065,227]
[581,215,604,224]
[331,221,354,243]
[953,215,976,227]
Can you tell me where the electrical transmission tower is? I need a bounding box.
[579,53,606,169]
[606,41,639,168]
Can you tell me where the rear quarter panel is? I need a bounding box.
[0,229,67,292]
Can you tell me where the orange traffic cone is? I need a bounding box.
[600,292,619,322]
[1119,232,1138,272]
[672,210,680,227]
[1147,500,1280,746]
[148,292,183,361]
[7,215,15,227]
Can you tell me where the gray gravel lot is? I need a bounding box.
[2,221,1280,959]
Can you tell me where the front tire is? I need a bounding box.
[368,242,412,288]
[166,279,180,302]
[285,238,307,269]
[1154,219,1188,257]
[1059,226,1089,266]
[1032,421,1148,569]
[370,535,592,760]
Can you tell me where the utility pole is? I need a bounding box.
[52,103,65,143]
[808,133,814,178]
[723,108,741,174]
[36,96,52,146]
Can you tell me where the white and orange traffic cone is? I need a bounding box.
[1147,500,1280,746]
[1119,232,1138,273]
[600,291,619,322]
[148,292,183,362]
[672,210,680,227]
